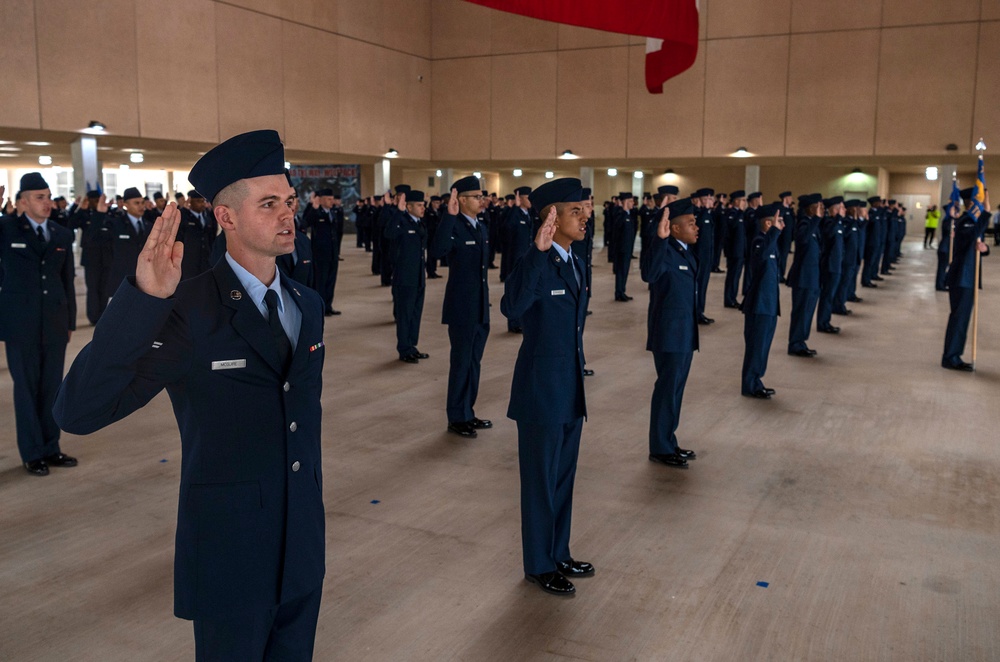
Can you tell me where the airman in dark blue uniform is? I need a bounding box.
[430,176,492,438]
[54,130,327,660]
[302,188,343,316]
[425,195,443,278]
[861,196,886,287]
[936,204,959,291]
[385,189,429,363]
[723,190,747,308]
[817,196,845,334]
[777,191,795,282]
[69,189,113,324]
[611,192,637,301]
[787,194,823,357]
[571,187,598,310]
[107,187,153,293]
[942,188,991,371]
[642,198,701,470]
[178,190,217,281]
[834,199,865,315]
[742,192,763,296]
[741,204,782,399]
[501,187,534,331]
[691,188,716,324]
[502,178,592,597]
[1,172,78,476]
[711,192,729,273]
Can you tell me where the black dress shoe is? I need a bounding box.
[525,571,576,596]
[324,309,341,316]
[428,273,442,279]
[447,422,477,437]
[399,355,419,364]
[943,361,974,372]
[743,389,771,399]
[862,283,877,289]
[414,352,430,359]
[649,453,689,469]
[832,309,852,316]
[44,453,78,467]
[872,276,884,281]
[470,417,492,429]
[24,460,49,476]
[557,559,595,578]
[763,387,776,396]
[848,296,863,303]
[698,316,715,325]
[818,325,840,334]
[935,287,948,292]
[676,448,697,460]
[583,368,594,377]
[724,303,739,309]
[712,268,725,273]
[586,310,593,316]
[789,348,815,357]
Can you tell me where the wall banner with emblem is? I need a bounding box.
[288,164,362,233]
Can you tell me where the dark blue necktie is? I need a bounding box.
[264,289,292,371]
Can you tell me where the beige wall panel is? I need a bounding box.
[760,166,879,200]
[882,0,981,26]
[490,11,552,54]
[384,0,431,59]
[557,25,629,50]
[703,36,789,157]
[626,44,706,158]
[490,53,557,160]
[215,5,285,140]
[216,0,276,16]
[338,38,386,155]
[338,0,384,45]
[706,0,791,39]
[875,24,977,155]
[985,0,1000,20]
[556,47,628,159]
[973,22,1000,144]
[789,0,882,32]
[0,0,41,129]
[430,58,491,161]
[785,31,879,156]
[36,0,139,134]
[136,0,218,143]
[281,0,339,33]
[381,50,432,160]
[281,23,339,153]
[431,0,493,59]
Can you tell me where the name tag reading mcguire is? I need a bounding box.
[551,289,566,296]
[212,359,247,371]
[679,265,689,270]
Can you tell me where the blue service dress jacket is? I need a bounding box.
[743,227,782,317]
[947,212,991,289]
[641,234,700,353]
[107,213,152,291]
[53,259,327,620]
[385,210,428,289]
[820,216,845,275]
[430,212,491,325]
[0,215,77,344]
[787,217,822,290]
[501,245,587,424]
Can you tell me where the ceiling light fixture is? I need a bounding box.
[513,168,523,177]
[545,171,554,179]
[558,150,579,160]
[435,169,443,177]
[473,171,482,179]
[385,148,399,158]
[607,168,618,177]
[129,152,144,163]
[119,164,130,170]
[38,155,52,165]
[732,147,752,158]
[925,166,939,181]
[633,171,644,180]
[26,141,51,147]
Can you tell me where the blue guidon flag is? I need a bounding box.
[973,154,987,215]
[463,0,700,94]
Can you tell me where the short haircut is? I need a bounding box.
[213,179,250,209]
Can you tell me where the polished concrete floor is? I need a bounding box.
[1,236,998,661]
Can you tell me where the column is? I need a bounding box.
[71,135,100,197]
[744,164,760,194]
[439,168,454,195]
[578,166,594,191]
[374,159,391,196]
[939,165,957,207]
[877,167,890,199]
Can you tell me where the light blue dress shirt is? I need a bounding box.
[26,216,50,241]
[225,253,301,351]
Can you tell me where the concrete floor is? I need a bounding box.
[1,237,998,661]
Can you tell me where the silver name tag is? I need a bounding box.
[10,243,27,248]
[211,359,247,370]
[551,289,566,296]
[465,240,476,245]
[770,254,776,258]
[408,230,416,234]
[119,234,130,239]
[679,265,689,270]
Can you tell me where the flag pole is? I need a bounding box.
[948,174,956,266]
[971,139,986,370]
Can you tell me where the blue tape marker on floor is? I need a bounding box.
[370,500,380,504]
[160,459,168,463]
[756,581,769,588]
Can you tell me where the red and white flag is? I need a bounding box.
[463,0,699,93]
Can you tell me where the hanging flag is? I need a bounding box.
[462,0,699,94]
[973,154,987,215]
[945,178,961,215]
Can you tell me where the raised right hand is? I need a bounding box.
[136,203,184,299]
[447,188,459,216]
[656,207,671,239]
[534,205,557,251]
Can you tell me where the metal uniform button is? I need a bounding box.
[42,290,48,294]
[289,421,297,432]
[283,382,290,392]
[291,461,300,472]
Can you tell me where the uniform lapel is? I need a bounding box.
[283,279,314,374]
[213,259,284,375]
[551,249,579,298]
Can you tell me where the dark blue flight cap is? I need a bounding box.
[666,197,695,219]
[452,175,481,194]
[778,190,792,199]
[430,195,442,202]
[395,184,411,195]
[658,185,679,195]
[188,190,205,200]
[887,198,897,204]
[153,191,164,200]
[748,191,762,201]
[514,186,532,196]
[406,190,425,203]
[823,196,844,207]
[122,187,143,200]
[845,199,864,208]
[730,190,746,199]
[581,187,592,198]
[316,188,334,196]
[959,188,975,200]
[528,177,583,211]
[867,196,882,204]
[19,172,49,193]
[694,187,715,198]
[618,192,634,200]
[189,129,286,203]
[86,189,102,198]
[504,194,515,201]
[756,203,779,218]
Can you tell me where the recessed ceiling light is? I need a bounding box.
[98,146,112,150]
[0,146,21,152]
[88,120,107,131]
[732,146,753,158]
[558,150,579,160]
[633,171,644,179]
[284,161,292,169]
[513,169,523,177]
[607,168,618,177]
[129,152,144,163]
[473,171,482,179]
[384,148,399,158]
[26,141,51,146]
[545,171,554,179]
[38,155,53,165]
[0,140,14,145]
[0,153,16,158]
[925,166,939,181]
[435,169,443,178]
[119,164,130,170]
